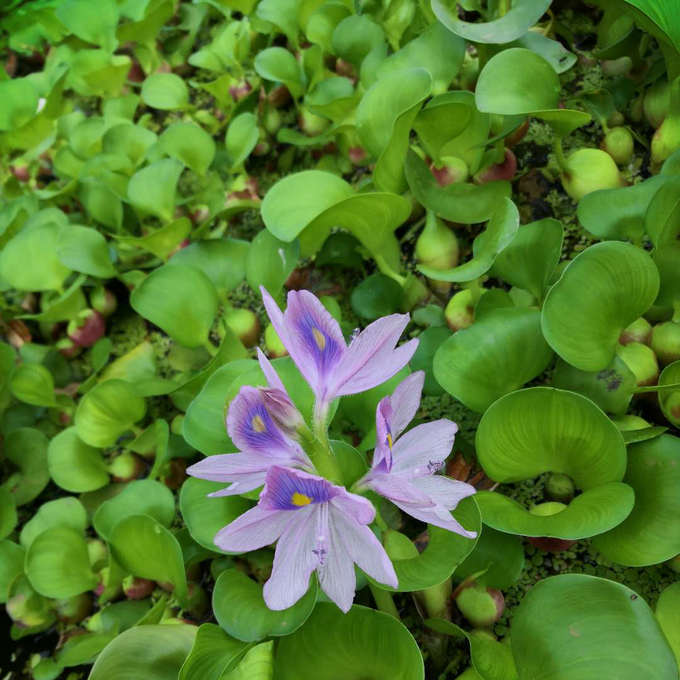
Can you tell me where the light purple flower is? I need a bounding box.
[216,465,398,612]
[357,372,477,538]
[186,351,312,496]
[261,287,418,416]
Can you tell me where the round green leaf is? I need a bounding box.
[512,574,677,680]
[475,48,560,114]
[89,624,197,680]
[656,583,680,668]
[48,427,109,492]
[110,514,187,601]
[127,158,184,222]
[0,540,25,603]
[130,264,218,348]
[386,496,480,592]
[159,122,215,176]
[2,427,50,506]
[432,0,552,44]
[541,242,660,371]
[0,77,39,131]
[55,0,119,50]
[593,434,680,566]
[179,623,249,680]
[141,73,189,110]
[254,47,306,98]
[26,526,98,598]
[213,568,318,642]
[56,224,115,278]
[179,477,250,553]
[20,497,88,549]
[225,113,259,169]
[9,362,56,407]
[275,603,424,679]
[433,308,553,412]
[94,479,175,540]
[75,379,146,447]
[476,387,628,487]
[351,273,403,320]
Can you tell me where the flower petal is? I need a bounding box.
[331,313,418,397]
[392,499,477,538]
[214,505,290,552]
[319,514,357,613]
[411,475,476,509]
[330,490,376,525]
[390,419,458,475]
[263,505,321,610]
[389,371,425,438]
[256,347,287,392]
[331,504,398,589]
[363,472,435,507]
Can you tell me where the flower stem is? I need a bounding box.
[370,584,400,620]
[299,425,343,485]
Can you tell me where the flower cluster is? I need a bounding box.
[188,288,476,613]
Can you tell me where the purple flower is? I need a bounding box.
[261,287,418,417]
[186,351,312,496]
[357,372,477,538]
[216,466,398,612]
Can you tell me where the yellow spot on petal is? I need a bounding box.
[291,492,312,506]
[312,327,326,351]
[386,433,393,449]
[251,415,266,432]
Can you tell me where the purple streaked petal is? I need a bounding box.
[411,475,476,509]
[373,396,394,470]
[320,512,358,612]
[331,505,398,589]
[227,386,298,457]
[263,505,321,610]
[260,466,340,511]
[207,480,263,497]
[389,371,425,438]
[214,505,290,552]
[362,472,436,507]
[330,491,376,525]
[392,498,477,538]
[256,347,287,392]
[187,452,278,482]
[390,419,458,475]
[330,314,417,397]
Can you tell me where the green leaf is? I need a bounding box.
[94,479,176,540]
[0,77,39,131]
[213,569,318,642]
[0,540,25,603]
[476,387,628,487]
[541,242,660,371]
[2,427,50,506]
[110,514,188,601]
[56,0,119,51]
[223,642,273,680]
[20,497,88,549]
[179,478,250,554]
[351,273,403,320]
[275,603,424,680]
[645,175,680,247]
[103,123,157,168]
[56,225,115,278]
[475,48,560,113]
[419,198,519,282]
[623,0,680,55]
[659,360,680,426]
[413,93,472,162]
[26,526,98,598]
[225,113,259,169]
[48,427,109,493]
[75,379,146,447]
[331,15,385,66]
[491,218,563,301]
[405,149,511,223]
[127,158,184,222]
[113,217,192,261]
[0,487,17,540]
[386,496,480,592]
[89,624,197,680]
[655,583,680,668]
[179,623,250,680]
[356,68,431,193]
[593,434,680,566]
[432,0,552,44]
[130,264,219,348]
[511,574,678,680]
[159,122,216,176]
[9,363,56,407]
[434,308,553,412]
[254,47,306,98]
[245,229,300,296]
[141,73,189,110]
[57,630,118,668]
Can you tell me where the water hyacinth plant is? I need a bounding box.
[3,0,680,677]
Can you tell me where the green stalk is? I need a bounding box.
[552,136,568,172]
[416,578,452,620]
[370,584,400,620]
[299,422,343,484]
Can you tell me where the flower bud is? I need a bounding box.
[260,387,305,437]
[7,579,54,629]
[123,576,155,600]
[265,323,288,358]
[560,148,623,201]
[619,317,652,345]
[54,593,92,624]
[545,473,575,502]
[108,451,144,482]
[56,337,82,358]
[454,582,505,627]
[474,148,517,184]
[225,307,261,348]
[601,56,632,77]
[10,164,30,182]
[430,156,468,187]
[229,79,252,102]
[87,538,108,571]
[67,309,106,348]
[651,115,680,168]
[615,342,659,386]
[602,127,633,165]
[643,80,670,128]
[416,213,459,295]
[651,322,680,365]
[444,290,474,332]
[664,391,680,426]
[263,107,282,136]
[527,502,575,552]
[348,146,368,165]
[90,287,117,317]
[299,108,330,137]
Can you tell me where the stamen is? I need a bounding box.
[427,459,444,474]
[291,492,312,506]
[312,327,326,351]
[251,415,266,432]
